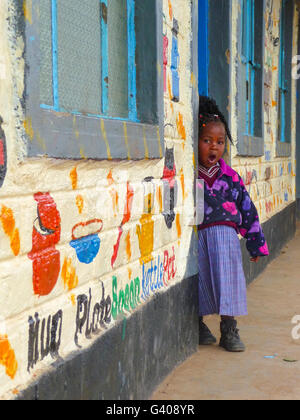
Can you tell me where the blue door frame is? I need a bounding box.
[198,0,209,96]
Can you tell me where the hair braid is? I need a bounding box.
[198,96,234,145]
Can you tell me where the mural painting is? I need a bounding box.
[111,182,134,268]
[70,219,103,264]
[0,205,20,257]
[28,193,61,296]
[136,177,155,265]
[162,148,178,229]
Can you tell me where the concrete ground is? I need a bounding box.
[151,223,300,400]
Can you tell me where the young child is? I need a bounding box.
[197,96,269,352]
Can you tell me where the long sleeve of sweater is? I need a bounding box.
[237,177,269,258]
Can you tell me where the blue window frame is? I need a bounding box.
[278,0,294,145]
[241,0,263,138]
[24,0,163,160]
[237,0,264,156]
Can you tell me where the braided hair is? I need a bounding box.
[198,96,234,145]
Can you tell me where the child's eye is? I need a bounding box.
[203,139,210,143]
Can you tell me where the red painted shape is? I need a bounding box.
[163,36,169,92]
[111,227,123,268]
[111,182,134,268]
[28,193,61,296]
[162,164,176,188]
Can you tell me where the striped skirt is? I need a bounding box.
[198,225,248,317]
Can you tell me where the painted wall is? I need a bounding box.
[230,0,299,223]
[0,0,298,399]
[0,0,197,398]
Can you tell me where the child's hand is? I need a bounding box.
[250,256,260,263]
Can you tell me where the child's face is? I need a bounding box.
[198,121,226,168]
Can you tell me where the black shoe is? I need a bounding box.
[199,318,217,345]
[219,319,245,352]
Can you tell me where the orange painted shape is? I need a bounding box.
[176,113,186,140]
[107,171,119,216]
[157,185,163,213]
[176,213,182,238]
[10,228,20,257]
[62,257,79,291]
[0,205,15,236]
[0,335,18,379]
[125,231,132,262]
[0,206,20,256]
[168,0,173,19]
[70,167,78,190]
[121,182,134,226]
[110,189,119,217]
[107,170,114,186]
[180,168,185,202]
[168,76,172,100]
[76,195,84,214]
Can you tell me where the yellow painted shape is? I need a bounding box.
[0,335,18,379]
[191,72,197,89]
[193,225,199,240]
[0,206,20,256]
[143,127,149,159]
[136,213,154,265]
[100,119,112,160]
[73,116,80,139]
[62,257,79,291]
[123,122,131,160]
[23,0,32,24]
[76,195,84,214]
[70,167,78,190]
[157,62,162,77]
[70,294,76,306]
[36,130,46,151]
[192,152,196,170]
[79,148,87,159]
[24,117,34,141]
[157,127,163,158]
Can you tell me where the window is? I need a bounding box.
[25,0,163,160]
[237,0,264,156]
[277,0,294,155]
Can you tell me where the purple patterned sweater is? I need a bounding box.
[198,158,269,258]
